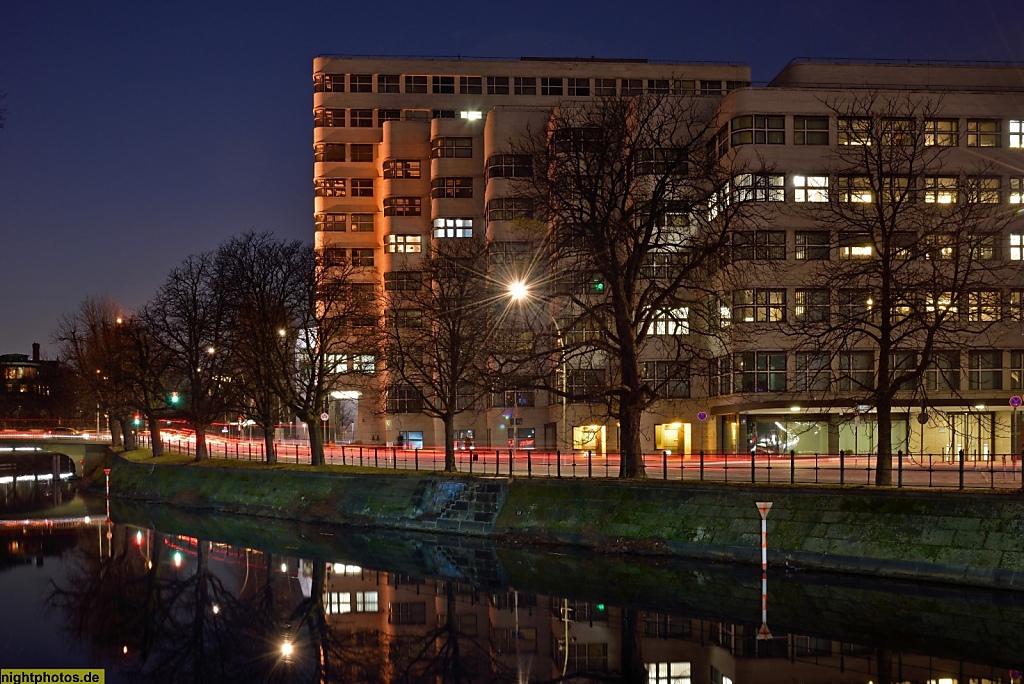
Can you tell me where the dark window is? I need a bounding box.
[486,154,532,179]
[794,116,829,145]
[350,109,373,128]
[404,75,427,93]
[377,109,401,126]
[314,143,345,162]
[514,77,536,95]
[350,74,372,92]
[431,137,473,158]
[486,197,534,222]
[378,74,400,93]
[432,75,455,94]
[487,76,509,95]
[383,197,422,216]
[313,73,344,92]
[313,108,345,127]
[568,78,590,96]
[350,179,374,197]
[384,271,423,291]
[541,77,563,96]
[315,213,346,232]
[350,144,374,162]
[795,231,829,260]
[733,351,787,392]
[459,76,482,94]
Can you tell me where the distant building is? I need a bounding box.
[0,343,71,422]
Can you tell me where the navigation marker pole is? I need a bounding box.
[755,501,773,640]
[104,468,111,523]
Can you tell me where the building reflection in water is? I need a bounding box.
[36,523,1018,683]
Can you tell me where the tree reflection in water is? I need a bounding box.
[42,523,1021,683]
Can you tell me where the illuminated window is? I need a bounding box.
[430,137,473,158]
[793,175,828,202]
[838,117,871,145]
[350,213,373,233]
[383,197,421,217]
[432,217,474,238]
[315,213,346,232]
[314,179,346,197]
[730,115,785,145]
[1012,120,1024,148]
[967,119,1001,147]
[925,118,958,146]
[459,110,482,120]
[838,175,873,203]
[313,108,345,127]
[795,231,829,260]
[967,176,1001,203]
[385,234,422,253]
[732,173,785,202]
[382,159,421,179]
[924,176,958,204]
[925,233,956,260]
[881,118,915,146]
[430,177,473,199]
[794,115,829,145]
[967,291,1001,322]
[1011,233,1024,260]
[313,73,344,92]
[795,289,829,323]
[732,289,786,322]
[1011,178,1024,204]
[648,308,689,335]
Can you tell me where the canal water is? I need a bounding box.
[1,481,1023,682]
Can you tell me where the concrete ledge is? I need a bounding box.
[107,456,1024,590]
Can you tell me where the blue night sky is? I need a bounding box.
[2,0,1023,357]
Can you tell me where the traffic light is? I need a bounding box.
[169,392,180,405]
[592,276,605,293]
[133,415,141,426]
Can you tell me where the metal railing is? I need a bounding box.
[138,434,1024,491]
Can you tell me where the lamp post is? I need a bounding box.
[507,280,568,453]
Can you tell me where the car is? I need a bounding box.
[47,427,82,437]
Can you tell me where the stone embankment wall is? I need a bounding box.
[108,456,1024,589]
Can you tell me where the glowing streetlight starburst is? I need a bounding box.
[508,280,529,302]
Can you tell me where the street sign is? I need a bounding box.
[697,411,708,421]
[1011,396,1022,408]
[320,412,329,421]
[756,501,773,519]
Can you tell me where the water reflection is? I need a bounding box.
[3,495,1024,682]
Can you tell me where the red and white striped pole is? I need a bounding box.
[103,468,111,523]
[755,501,773,640]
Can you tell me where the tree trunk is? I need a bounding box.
[110,418,123,447]
[193,423,208,461]
[618,405,646,479]
[147,412,163,457]
[308,417,325,466]
[619,607,647,683]
[119,417,137,450]
[875,397,894,486]
[443,415,456,472]
[263,424,277,465]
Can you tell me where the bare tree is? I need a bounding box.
[381,238,493,471]
[506,93,745,479]
[53,297,136,448]
[269,246,376,466]
[119,314,174,457]
[784,94,1018,485]
[217,232,308,465]
[144,252,235,461]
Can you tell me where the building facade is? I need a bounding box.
[313,56,1024,459]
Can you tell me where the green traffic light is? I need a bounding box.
[596,603,605,611]
[169,392,180,405]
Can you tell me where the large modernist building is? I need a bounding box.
[313,55,1024,459]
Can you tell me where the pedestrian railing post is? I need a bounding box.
[556,450,561,478]
[839,449,845,485]
[897,449,903,488]
[700,450,705,481]
[929,453,933,488]
[587,450,592,478]
[750,449,756,484]
[990,451,995,489]
[663,451,668,481]
[508,450,513,477]
[415,448,419,471]
[790,450,795,485]
[527,451,532,478]
[959,448,965,490]
[724,451,728,483]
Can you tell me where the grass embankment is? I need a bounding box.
[118,448,430,476]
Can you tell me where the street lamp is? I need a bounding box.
[507,280,568,453]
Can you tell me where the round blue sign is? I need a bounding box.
[1011,396,1022,408]
[697,411,708,421]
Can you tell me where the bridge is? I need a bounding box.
[0,436,112,478]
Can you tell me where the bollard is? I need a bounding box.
[587,450,592,478]
[990,450,995,490]
[959,448,965,490]
[556,449,561,479]
[700,450,705,481]
[897,449,903,488]
[663,451,668,481]
[750,448,756,483]
[790,450,795,485]
[527,451,532,478]
[839,449,845,485]
[415,448,419,471]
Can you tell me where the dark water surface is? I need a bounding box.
[1,482,1023,682]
